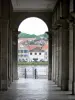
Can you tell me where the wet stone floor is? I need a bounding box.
[0,79,75,100]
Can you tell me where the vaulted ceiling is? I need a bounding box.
[11,0,57,12]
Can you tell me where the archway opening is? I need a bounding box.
[18,17,49,80]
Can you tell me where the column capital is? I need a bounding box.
[12,29,19,36]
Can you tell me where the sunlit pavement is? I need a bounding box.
[0,78,75,100]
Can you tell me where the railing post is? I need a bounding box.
[35,69,37,79]
[25,68,27,78]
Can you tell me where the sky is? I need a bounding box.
[18,17,48,35]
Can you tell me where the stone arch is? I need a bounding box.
[18,17,49,33]
[12,12,52,33]
[12,12,52,80]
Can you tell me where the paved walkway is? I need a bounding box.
[0,79,75,100]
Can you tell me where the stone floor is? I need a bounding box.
[0,78,75,100]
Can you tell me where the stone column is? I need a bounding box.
[61,22,69,91]
[8,29,13,86]
[0,21,1,90]
[10,30,13,82]
[53,32,56,82]
[48,33,52,80]
[1,19,9,90]
[68,22,73,92]
[12,32,18,81]
[0,0,13,90]
[55,30,59,85]
[72,20,75,94]
[69,0,75,95]
[15,34,18,80]
[58,27,62,87]
[57,29,59,86]
[52,33,55,81]
[55,32,58,84]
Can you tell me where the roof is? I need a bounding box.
[29,47,44,52]
[42,43,48,51]
[18,38,36,44]
[18,44,29,50]
[27,45,41,51]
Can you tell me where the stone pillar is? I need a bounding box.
[57,29,59,86]
[69,0,75,95]
[48,33,52,80]
[1,20,9,90]
[55,32,57,84]
[68,22,73,92]
[8,29,13,86]
[0,21,1,90]
[61,22,69,91]
[58,27,62,87]
[53,32,56,82]
[55,30,59,85]
[12,32,18,81]
[0,0,13,90]
[15,34,18,80]
[72,20,75,94]
[10,30,13,82]
[52,33,55,81]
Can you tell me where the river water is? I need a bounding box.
[18,65,48,79]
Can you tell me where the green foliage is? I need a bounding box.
[18,32,48,39]
[18,32,37,38]
[29,41,35,45]
[18,61,48,65]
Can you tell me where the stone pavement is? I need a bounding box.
[0,79,75,100]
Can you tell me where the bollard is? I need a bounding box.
[35,69,37,79]
[25,68,26,78]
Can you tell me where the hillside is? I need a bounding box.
[18,32,48,39]
[18,33,37,38]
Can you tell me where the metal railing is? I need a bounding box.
[24,67,48,79]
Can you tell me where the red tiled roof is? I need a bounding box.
[27,45,40,51]
[42,44,48,50]
[18,38,36,42]
[18,38,36,46]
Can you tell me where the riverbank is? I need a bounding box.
[18,61,48,65]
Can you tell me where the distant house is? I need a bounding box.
[18,38,48,62]
[18,38,36,45]
[29,47,45,62]
[42,42,48,61]
[18,44,29,62]
[34,39,47,45]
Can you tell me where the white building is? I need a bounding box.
[18,40,48,62]
[18,44,29,62]
[42,42,48,61]
[29,47,45,62]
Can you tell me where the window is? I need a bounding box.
[22,59,25,61]
[21,55,23,57]
[19,59,21,62]
[39,53,41,55]
[24,54,28,57]
[46,57,47,59]
[30,53,32,55]
[18,50,19,53]
[21,50,23,53]
[45,52,47,55]
[19,50,21,53]
[18,50,21,53]
[24,50,28,53]
[33,58,38,62]
[35,53,37,55]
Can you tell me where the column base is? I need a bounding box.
[61,79,68,91]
